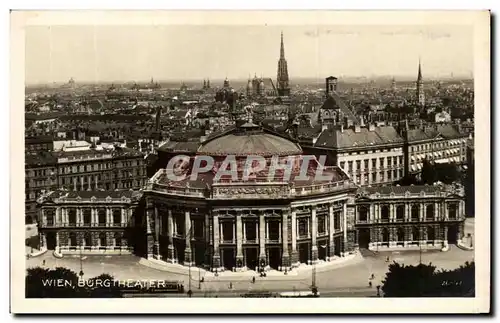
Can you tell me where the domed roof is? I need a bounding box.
[197,128,302,157]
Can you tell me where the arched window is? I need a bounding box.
[412,227,420,241]
[98,209,106,225]
[68,209,77,226]
[428,227,435,241]
[114,232,122,247]
[426,204,434,220]
[396,205,405,221]
[69,232,77,247]
[397,227,405,241]
[411,205,419,221]
[83,209,92,226]
[381,206,390,221]
[448,203,458,219]
[84,232,92,247]
[358,206,369,222]
[381,228,389,242]
[113,209,121,225]
[99,232,107,247]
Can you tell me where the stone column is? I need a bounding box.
[290,209,299,264]
[167,209,175,262]
[95,175,98,190]
[389,205,394,222]
[420,203,424,222]
[212,213,221,269]
[342,202,348,256]
[328,205,335,258]
[146,208,154,259]
[281,211,290,268]
[105,208,110,227]
[444,202,449,221]
[184,210,192,265]
[443,225,449,247]
[434,202,439,221]
[236,213,243,268]
[121,208,126,226]
[87,176,92,191]
[259,213,266,268]
[457,222,464,242]
[80,176,84,191]
[404,204,409,222]
[56,232,60,249]
[154,207,161,259]
[404,226,410,247]
[311,207,318,262]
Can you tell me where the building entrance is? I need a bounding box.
[298,243,310,263]
[318,241,328,260]
[221,248,236,270]
[447,224,459,244]
[245,247,258,271]
[46,232,56,250]
[357,228,371,249]
[268,247,281,270]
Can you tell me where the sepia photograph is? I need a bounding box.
[10,10,490,314]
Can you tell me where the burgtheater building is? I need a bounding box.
[35,123,467,270]
[141,121,467,273]
[143,121,357,272]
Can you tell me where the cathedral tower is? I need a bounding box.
[277,32,291,96]
[416,58,425,106]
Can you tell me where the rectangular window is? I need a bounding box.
[379,172,384,181]
[387,157,392,166]
[387,171,392,180]
[340,161,345,170]
[380,158,385,168]
[348,161,353,173]
[372,158,376,168]
[393,170,397,179]
[399,156,403,165]
[356,160,361,171]
[364,159,369,169]
[318,216,326,234]
[372,173,377,183]
[298,218,308,237]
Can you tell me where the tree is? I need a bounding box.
[86,273,123,298]
[26,267,80,298]
[26,266,124,298]
[381,261,475,297]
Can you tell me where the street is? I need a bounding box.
[26,244,474,297]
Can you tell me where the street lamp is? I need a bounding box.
[79,239,84,278]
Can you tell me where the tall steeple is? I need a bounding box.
[280,31,285,59]
[416,57,425,106]
[277,31,291,97]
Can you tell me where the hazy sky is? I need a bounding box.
[25,25,473,84]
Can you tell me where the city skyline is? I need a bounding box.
[25,25,473,85]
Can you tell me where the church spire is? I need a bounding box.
[277,31,290,96]
[417,56,422,81]
[280,31,285,59]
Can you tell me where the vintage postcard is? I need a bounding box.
[10,10,490,314]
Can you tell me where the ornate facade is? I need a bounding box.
[143,122,356,272]
[354,184,466,250]
[37,190,143,255]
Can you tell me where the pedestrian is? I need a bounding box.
[229,282,232,289]
[42,260,46,266]
[371,273,375,280]
[252,277,255,284]
[368,281,372,288]
[386,256,390,262]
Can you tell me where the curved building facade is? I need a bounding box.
[143,123,357,272]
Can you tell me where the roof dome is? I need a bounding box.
[197,127,302,157]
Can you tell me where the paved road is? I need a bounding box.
[27,245,473,296]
